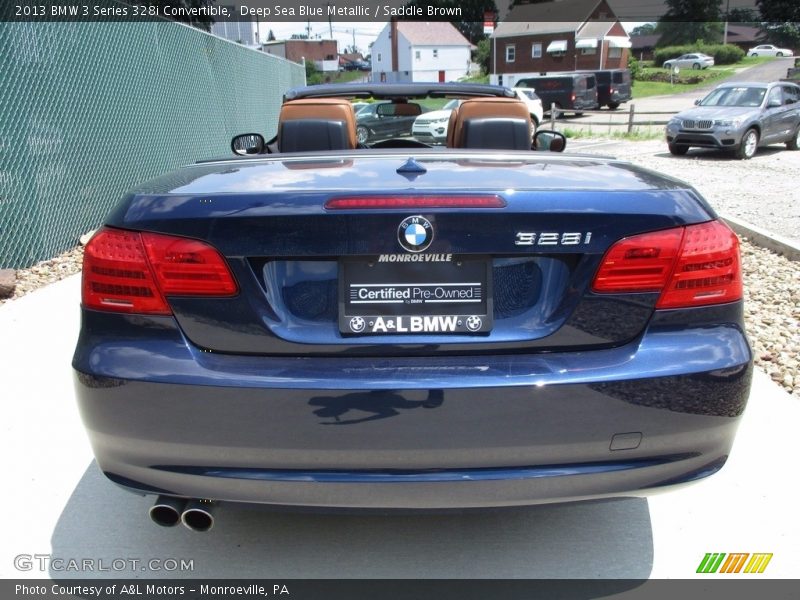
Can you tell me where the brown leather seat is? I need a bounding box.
[448,98,532,149]
[278,98,357,151]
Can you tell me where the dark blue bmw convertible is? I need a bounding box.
[72,84,751,532]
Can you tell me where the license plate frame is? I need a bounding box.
[339,256,493,335]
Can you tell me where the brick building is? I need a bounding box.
[489,0,631,84]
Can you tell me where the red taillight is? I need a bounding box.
[82,228,237,314]
[141,233,238,296]
[592,221,742,309]
[571,93,576,102]
[325,195,506,209]
[592,228,683,293]
[657,221,741,308]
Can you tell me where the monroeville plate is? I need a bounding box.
[339,256,493,335]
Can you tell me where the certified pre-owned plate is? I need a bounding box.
[339,257,492,335]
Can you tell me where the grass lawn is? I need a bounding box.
[562,127,664,141]
[632,55,777,98]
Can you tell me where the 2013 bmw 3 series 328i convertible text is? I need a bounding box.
[72,84,752,532]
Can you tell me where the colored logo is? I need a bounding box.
[398,216,433,253]
[696,553,773,574]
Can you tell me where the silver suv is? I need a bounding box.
[665,81,800,159]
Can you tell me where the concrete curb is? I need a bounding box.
[721,214,800,261]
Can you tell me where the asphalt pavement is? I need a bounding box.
[2,274,799,580]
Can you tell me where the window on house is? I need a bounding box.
[377,53,382,62]
[415,50,420,60]
[532,43,542,58]
[433,49,439,58]
[506,45,515,62]
[608,47,622,58]
[581,47,597,55]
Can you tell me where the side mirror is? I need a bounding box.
[231,133,265,156]
[533,130,566,152]
[694,98,702,106]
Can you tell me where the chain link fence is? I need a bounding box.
[0,21,305,269]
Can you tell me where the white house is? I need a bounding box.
[371,21,472,83]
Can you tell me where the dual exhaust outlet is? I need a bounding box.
[149,496,215,532]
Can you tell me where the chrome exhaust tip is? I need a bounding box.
[149,495,187,527]
[181,499,216,532]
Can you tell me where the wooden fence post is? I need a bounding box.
[627,103,635,134]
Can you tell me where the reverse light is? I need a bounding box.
[325,195,506,209]
[82,228,238,314]
[592,221,742,308]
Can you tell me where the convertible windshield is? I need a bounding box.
[701,87,766,107]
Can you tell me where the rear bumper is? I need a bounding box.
[73,306,751,509]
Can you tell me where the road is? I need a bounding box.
[1,275,799,581]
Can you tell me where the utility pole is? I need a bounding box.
[723,0,730,44]
[327,2,332,39]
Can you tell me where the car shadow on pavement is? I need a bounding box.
[50,461,654,580]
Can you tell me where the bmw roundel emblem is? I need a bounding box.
[398,216,433,253]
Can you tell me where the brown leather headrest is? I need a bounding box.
[278,98,357,149]
[449,98,532,148]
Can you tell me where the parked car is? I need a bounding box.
[412,98,461,144]
[413,91,542,144]
[748,44,794,57]
[74,82,751,529]
[356,101,423,144]
[663,53,715,70]
[343,59,371,71]
[665,81,800,158]
[516,73,598,115]
[511,87,544,130]
[581,69,632,109]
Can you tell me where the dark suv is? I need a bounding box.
[583,69,632,109]
[517,73,599,115]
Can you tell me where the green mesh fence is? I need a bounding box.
[0,21,305,269]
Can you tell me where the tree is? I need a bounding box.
[656,0,724,46]
[475,38,491,74]
[305,59,323,85]
[727,8,759,24]
[267,29,276,42]
[757,0,800,48]
[630,23,657,36]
